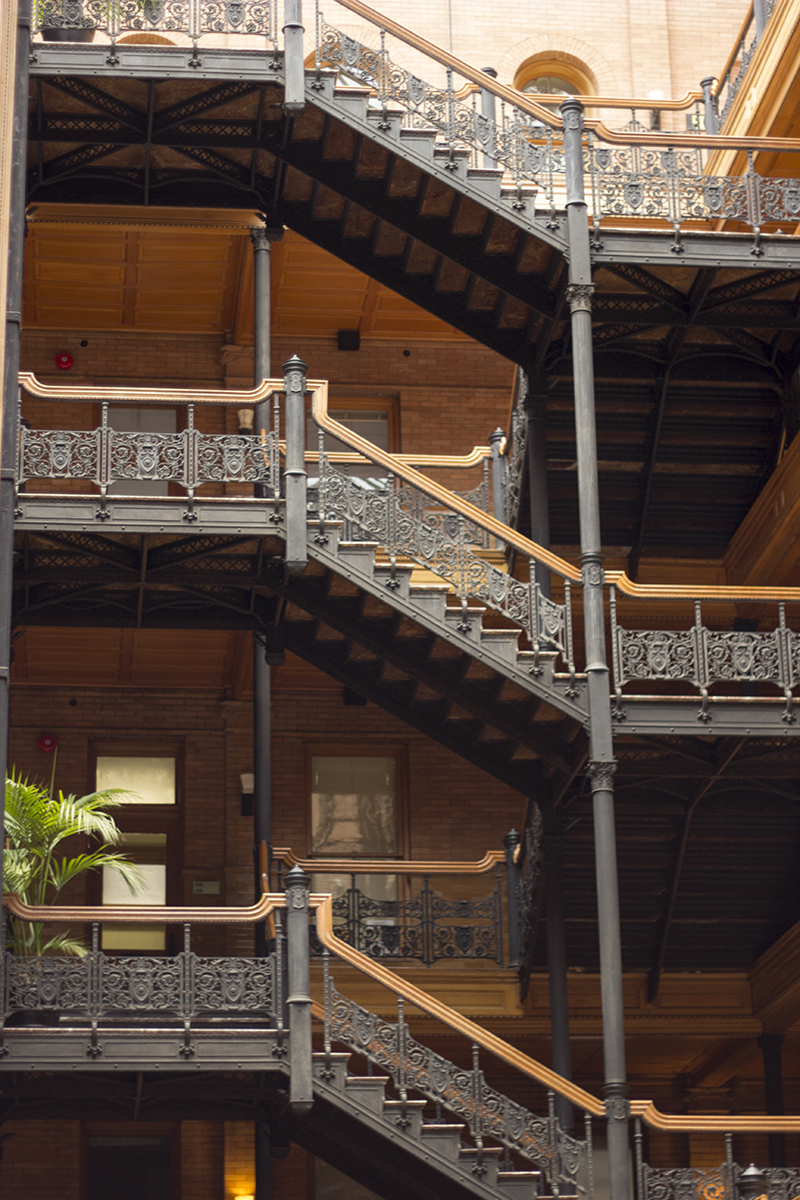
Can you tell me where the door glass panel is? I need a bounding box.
[311,756,397,856]
[96,756,176,805]
[102,832,167,952]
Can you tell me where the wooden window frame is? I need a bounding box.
[304,743,409,862]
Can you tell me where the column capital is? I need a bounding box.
[565,282,595,313]
[588,759,617,792]
[250,225,285,250]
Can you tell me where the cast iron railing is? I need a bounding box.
[321,951,592,1198]
[634,1123,800,1200]
[715,0,777,130]
[32,0,276,43]
[610,584,800,722]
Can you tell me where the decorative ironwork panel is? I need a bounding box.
[756,176,800,225]
[318,24,564,191]
[191,956,274,1012]
[614,629,698,688]
[109,431,189,487]
[100,955,182,1012]
[326,980,585,1190]
[503,369,528,531]
[321,883,502,966]
[33,0,274,38]
[5,953,89,1012]
[195,432,275,484]
[199,0,272,35]
[20,429,101,483]
[705,629,782,685]
[643,1165,730,1200]
[317,459,570,655]
[763,1168,800,1200]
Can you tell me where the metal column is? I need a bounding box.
[543,825,573,1133]
[759,1034,786,1167]
[560,96,630,1200]
[0,0,30,897]
[251,224,277,1200]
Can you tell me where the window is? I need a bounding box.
[91,742,183,952]
[514,55,595,99]
[307,749,407,940]
[307,396,398,483]
[86,1124,177,1200]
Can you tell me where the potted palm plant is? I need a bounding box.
[3,773,142,959]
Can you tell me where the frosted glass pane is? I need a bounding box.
[96,756,176,805]
[311,756,397,855]
[102,924,166,952]
[102,863,166,906]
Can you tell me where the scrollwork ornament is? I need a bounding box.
[604,1093,629,1122]
[588,759,617,792]
[565,283,595,313]
[582,559,604,588]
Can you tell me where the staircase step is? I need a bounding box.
[407,583,450,621]
[382,1098,427,1136]
[419,1122,466,1162]
[332,87,372,122]
[336,541,380,577]
[366,107,404,139]
[373,560,414,600]
[398,127,438,161]
[344,1075,391,1114]
[478,627,521,665]
[459,1146,503,1186]
[443,604,487,643]
[432,144,471,178]
[516,649,558,686]
[465,166,505,201]
[311,1051,350,1089]
[497,1171,542,1200]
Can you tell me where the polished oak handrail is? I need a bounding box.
[18,372,283,408]
[6,885,800,1131]
[328,0,800,150]
[300,446,492,468]
[608,570,800,603]
[309,378,582,582]
[273,848,505,874]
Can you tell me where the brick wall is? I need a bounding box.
[0,1120,82,1200]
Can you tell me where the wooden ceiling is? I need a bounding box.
[22,205,468,342]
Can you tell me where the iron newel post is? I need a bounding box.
[283,355,308,575]
[285,865,314,1111]
[560,95,630,1200]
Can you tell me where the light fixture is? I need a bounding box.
[238,408,254,435]
[240,772,254,817]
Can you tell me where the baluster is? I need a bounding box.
[422,874,433,967]
[397,996,409,1127]
[725,1131,734,1200]
[185,403,196,521]
[472,1044,485,1174]
[274,908,285,1040]
[98,402,109,518]
[528,565,542,676]
[313,0,322,87]
[609,583,622,710]
[494,860,504,965]
[270,382,281,520]
[321,948,334,1079]
[446,68,456,169]
[588,130,602,246]
[456,516,472,633]
[314,427,328,545]
[180,922,194,1054]
[349,873,358,950]
[695,599,710,720]
[563,579,578,697]
[747,148,762,252]
[387,471,399,588]
[547,1089,560,1197]
[379,29,389,130]
[634,1116,644,1200]
[779,601,794,721]
[584,1112,595,1200]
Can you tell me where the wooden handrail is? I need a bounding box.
[328,0,800,151]
[608,571,800,603]
[309,378,581,582]
[18,372,283,408]
[2,890,285,924]
[272,848,505,874]
[300,446,492,468]
[7,884,800,1132]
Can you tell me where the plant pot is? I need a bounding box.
[41,28,95,42]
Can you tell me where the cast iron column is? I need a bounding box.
[285,865,314,1111]
[560,95,630,1200]
[251,225,277,1200]
[543,823,573,1133]
[0,0,31,897]
[759,1033,786,1166]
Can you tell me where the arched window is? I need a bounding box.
[514,55,596,99]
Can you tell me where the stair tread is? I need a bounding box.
[421,1123,465,1132]
[383,1099,427,1108]
[460,1147,504,1158]
[345,1075,391,1085]
[498,1172,541,1180]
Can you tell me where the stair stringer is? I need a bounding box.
[297,71,569,255]
[303,522,588,724]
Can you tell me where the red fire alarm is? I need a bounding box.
[55,353,73,370]
[38,733,57,754]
